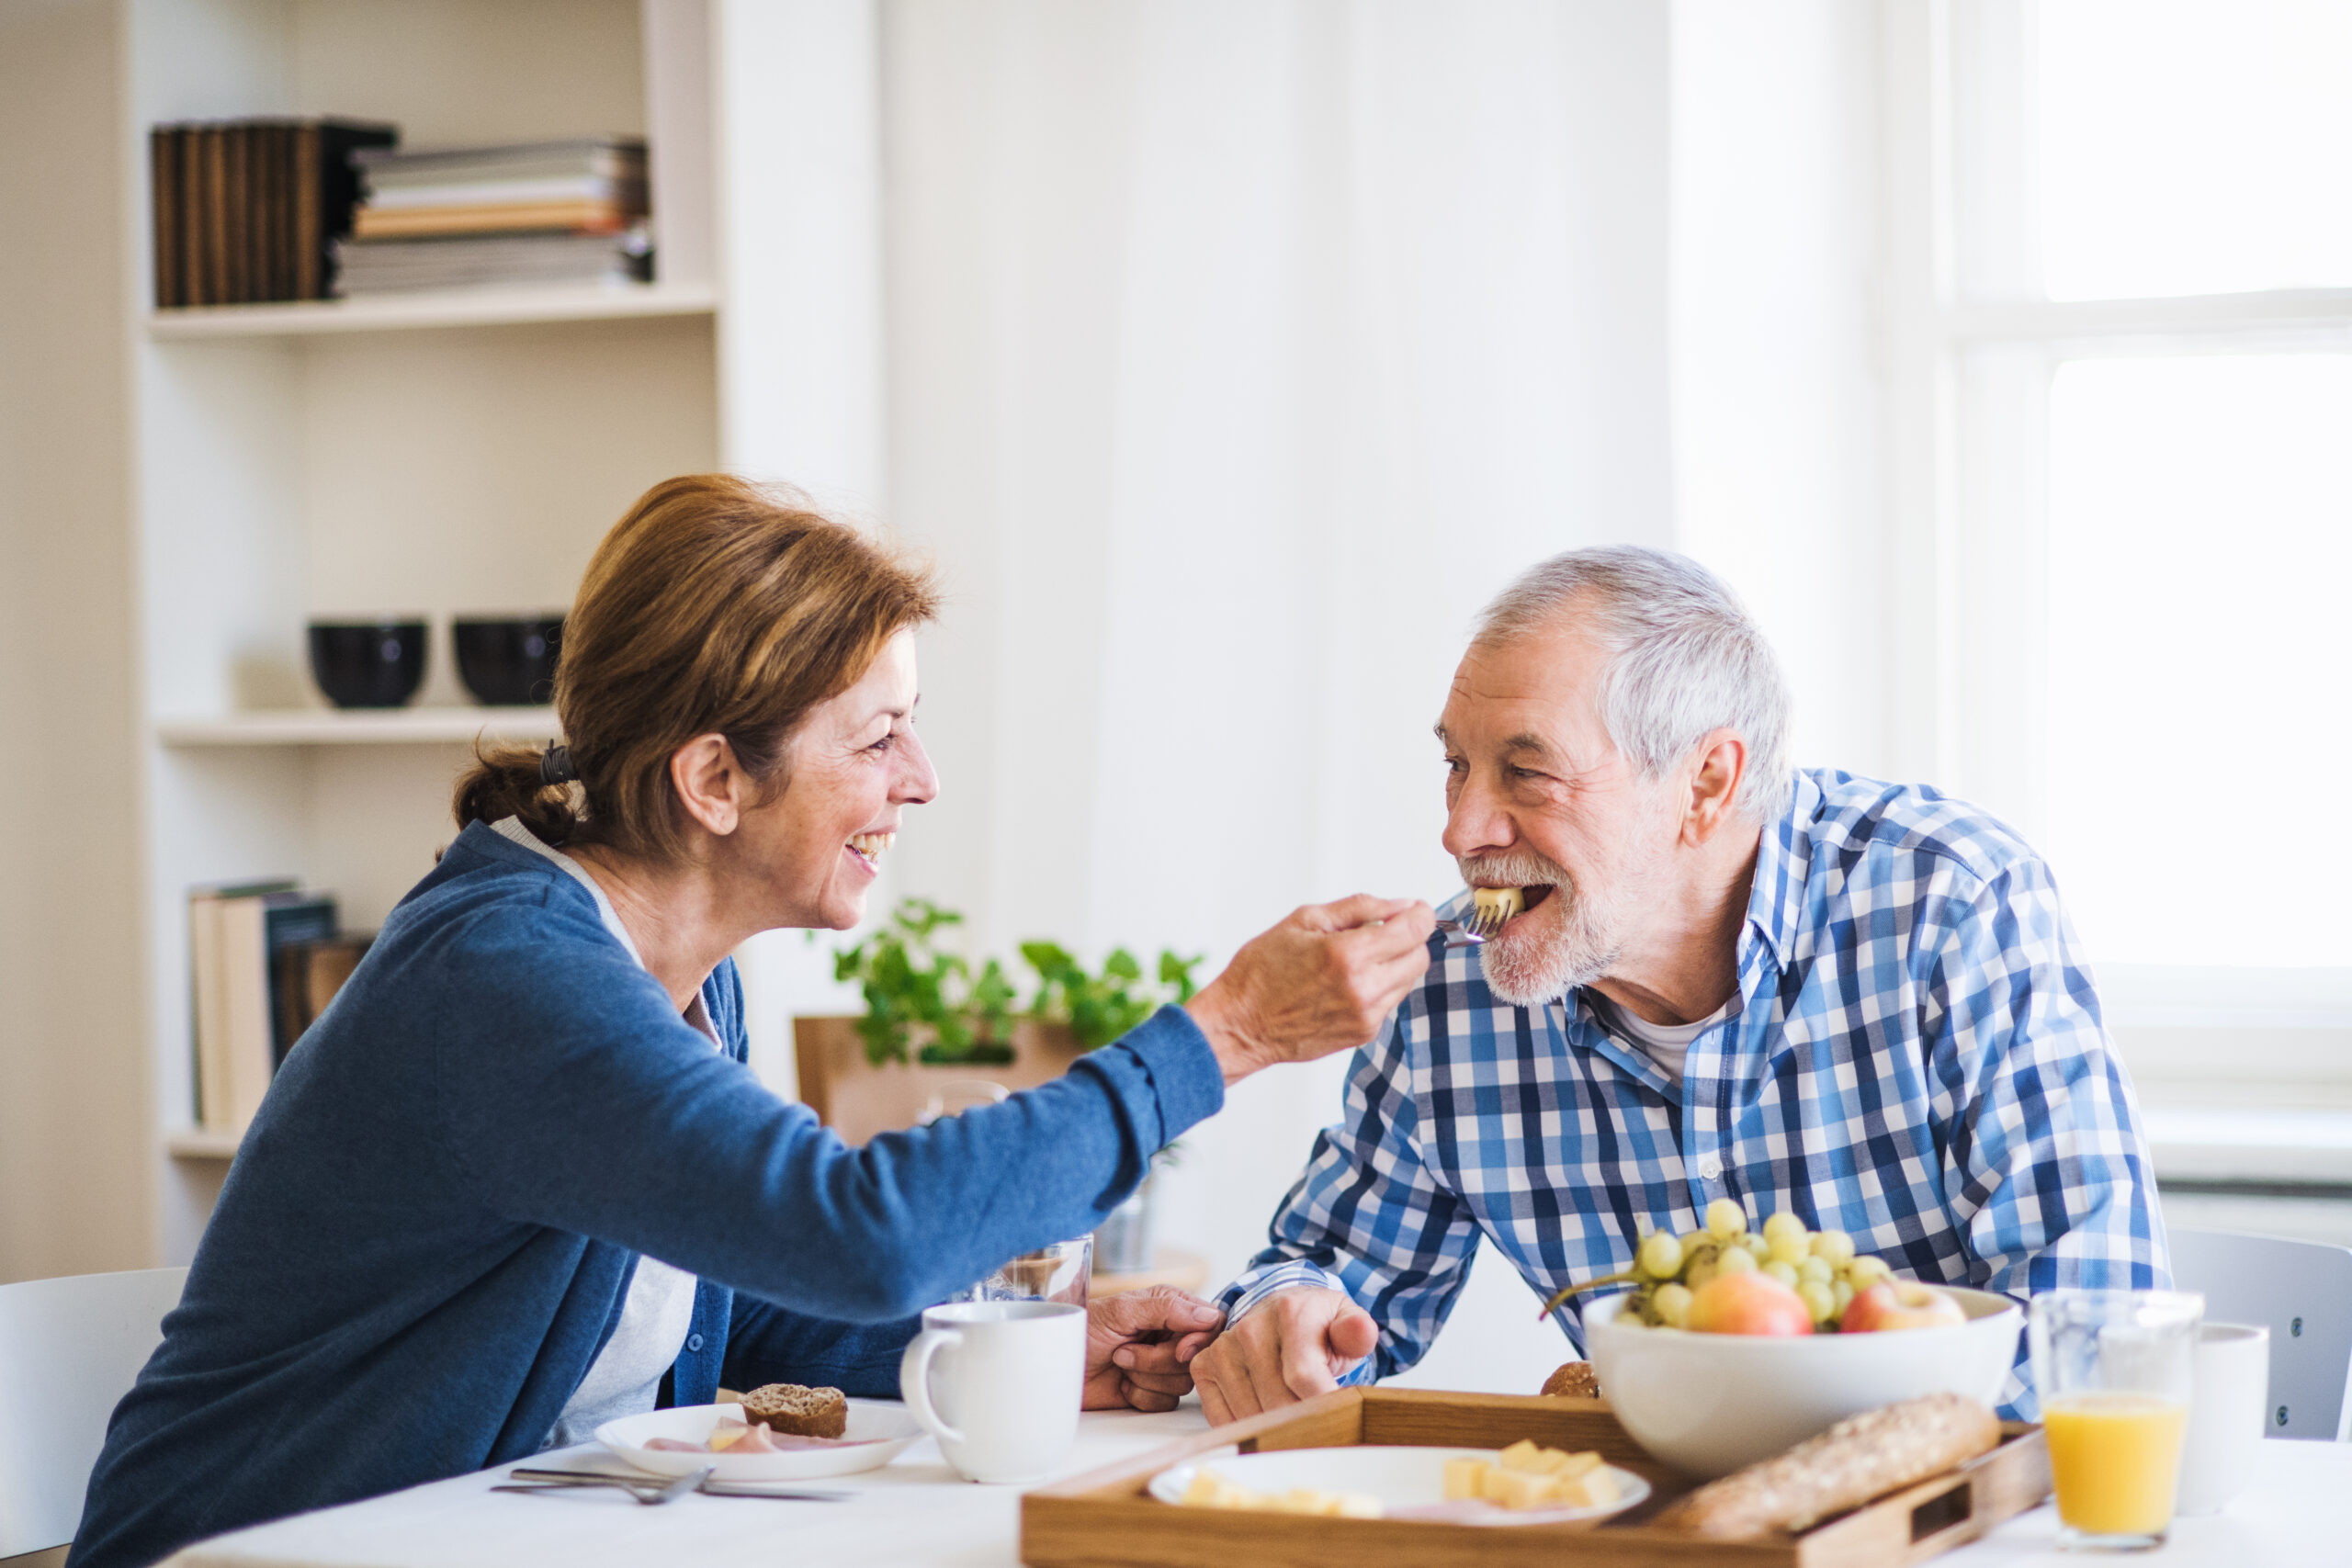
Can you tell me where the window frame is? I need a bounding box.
[1881,0,2352,1043]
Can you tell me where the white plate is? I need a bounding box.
[596,1399,920,1481]
[1148,1445,1650,1529]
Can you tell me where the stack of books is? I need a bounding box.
[148,118,398,307]
[188,881,372,1134]
[336,137,652,294]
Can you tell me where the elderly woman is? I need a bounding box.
[74,476,1434,1568]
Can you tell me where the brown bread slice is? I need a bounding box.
[740,1382,848,1438]
[1654,1392,2001,1538]
[1541,1360,1602,1399]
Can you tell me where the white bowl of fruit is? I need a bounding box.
[1570,1201,2022,1479]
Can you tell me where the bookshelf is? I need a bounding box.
[145,282,718,340]
[157,707,562,747]
[128,0,886,1253]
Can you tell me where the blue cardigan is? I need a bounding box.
[72,823,1224,1568]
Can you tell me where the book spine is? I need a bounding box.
[150,126,180,309]
[188,893,231,1129]
[294,122,323,300]
[202,125,230,307]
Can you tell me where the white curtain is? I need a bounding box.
[866,0,1671,1388]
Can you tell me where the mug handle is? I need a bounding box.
[899,1326,967,1448]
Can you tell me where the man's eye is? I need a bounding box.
[1443,756,1466,773]
[868,731,896,752]
[1509,765,1546,782]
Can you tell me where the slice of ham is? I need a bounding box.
[644,1422,885,1454]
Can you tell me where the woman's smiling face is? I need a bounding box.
[738,628,936,931]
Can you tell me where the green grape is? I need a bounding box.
[1846,1256,1894,1292]
[1716,1244,1758,1276]
[1762,1259,1800,1288]
[1798,1280,1838,1323]
[1760,1211,1808,1247]
[1704,1198,1746,1240]
[1767,1231,1811,1267]
[1832,1278,1855,1314]
[1796,1256,1833,1287]
[1684,1254,1720,1291]
[1653,1281,1693,1329]
[1742,1233,1771,1260]
[1675,1230,1709,1268]
[1638,1230,1682,1280]
[1810,1229,1856,1269]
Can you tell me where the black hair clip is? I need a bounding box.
[539,743,577,786]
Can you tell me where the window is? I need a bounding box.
[1893,0,2352,1032]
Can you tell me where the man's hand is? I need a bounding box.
[1190,1287,1379,1426]
[1185,897,1435,1085]
[1082,1286,1225,1413]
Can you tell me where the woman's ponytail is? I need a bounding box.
[453,740,584,846]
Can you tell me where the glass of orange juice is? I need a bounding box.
[2029,1289,2204,1551]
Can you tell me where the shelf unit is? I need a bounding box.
[128,0,887,1258]
[156,707,562,747]
[144,282,718,340]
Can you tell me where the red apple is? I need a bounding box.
[1839,1280,1967,1333]
[1683,1271,1815,1337]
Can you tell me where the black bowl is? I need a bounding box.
[452,615,564,706]
[308,620,427,709]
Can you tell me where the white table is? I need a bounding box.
[164,1409,2350,1568]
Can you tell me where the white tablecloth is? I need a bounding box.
[163,1409,2349,1568]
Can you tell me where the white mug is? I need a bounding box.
[2175,1321,2270,1516]
[899,1300,1085,1483]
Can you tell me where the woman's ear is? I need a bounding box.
[669,734,745,836]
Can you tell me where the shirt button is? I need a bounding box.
[686,1334,705,1353]
[1696,1153,1724,1181]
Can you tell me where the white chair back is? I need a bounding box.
[0,1266,187,1557]
[2168,1228,2352,1440]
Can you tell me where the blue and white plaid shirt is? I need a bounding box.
[1221,770,2166,1417]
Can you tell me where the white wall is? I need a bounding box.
[0,0,152,1282]
[877,0,1673,1391]
[1669,0,1894,780]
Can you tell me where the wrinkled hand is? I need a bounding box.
[1082,1286,1226,1413]
[1185,896,1434,1085]
[1191,1287,1379,1426]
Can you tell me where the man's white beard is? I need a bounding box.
[1459,850,1626,1007]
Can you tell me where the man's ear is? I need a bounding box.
[670,734,745,837]
[1683,730,1747,845]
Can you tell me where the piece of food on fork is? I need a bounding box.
[1468,886,1524,934]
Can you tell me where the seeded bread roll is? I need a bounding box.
[1541,1361,1602,1399]
[1654,1393,2001,1539]
[741,1382,848,1439]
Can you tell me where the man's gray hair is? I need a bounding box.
[1473,547,1792,824]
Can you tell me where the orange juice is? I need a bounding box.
[2043,1393,2188,1536]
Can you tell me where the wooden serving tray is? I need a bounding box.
[1022,1388,2051,1568]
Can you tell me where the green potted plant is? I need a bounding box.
[796,899,1203,1147]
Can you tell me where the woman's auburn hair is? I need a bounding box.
[454,473,939,860]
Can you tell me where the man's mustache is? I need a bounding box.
[1457,851,1571,890]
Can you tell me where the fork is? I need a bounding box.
[498,1465,851,1504]
[496,1466,715,1504]
[1435,915,1488,948]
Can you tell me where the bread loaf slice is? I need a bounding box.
[741,1382,848,1438]
[1654,1392,2001,1539]
[1540,1361,1602,1399]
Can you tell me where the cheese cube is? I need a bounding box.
[1552,1466,1622,1509]
[1332,1492,1383,1519]
[1442,1457,1487,1501]
[1498,1439,1566,1474]
[1555,1450,1603,1481]
[1485,1467,1556,1511]
[1276,1488,1330,1515]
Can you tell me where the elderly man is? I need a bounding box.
[1185,546,2165,1424]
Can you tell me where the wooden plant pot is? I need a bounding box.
[791,1015,1086,1145]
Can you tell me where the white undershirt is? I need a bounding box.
[492,818,711,1450]
[1591,995,1734,1086]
